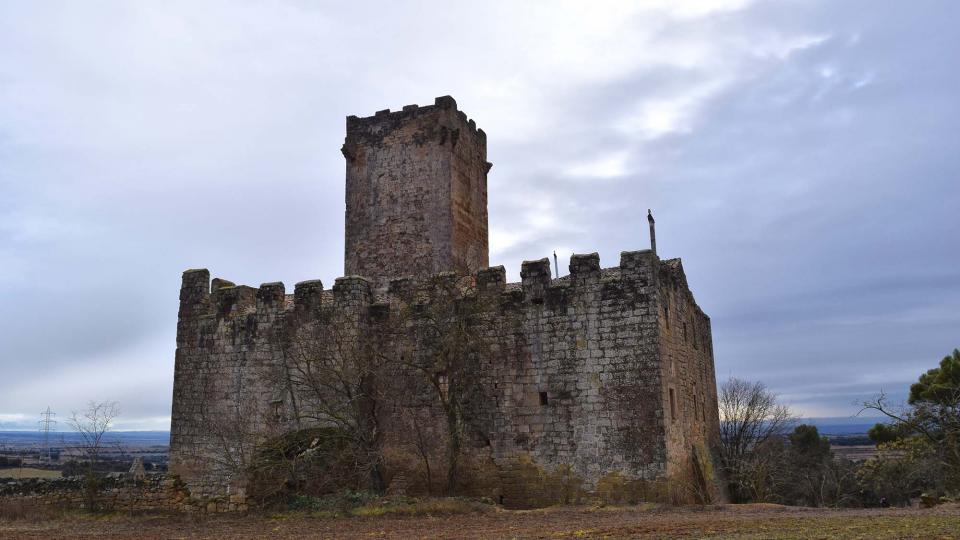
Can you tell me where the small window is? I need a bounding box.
[683,323,688,343]
[437,372,449,399]
[669,388,677,423]
[539,392,549,406]
[271,400,284,421]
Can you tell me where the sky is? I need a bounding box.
[1,0,957,430]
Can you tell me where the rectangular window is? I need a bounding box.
[271,400,284,421]
[539,391,549,406]
[683,323,688,343]
[438,372,449,400]
[669,388,677,423]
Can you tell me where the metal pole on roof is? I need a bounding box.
[647,209,657,255]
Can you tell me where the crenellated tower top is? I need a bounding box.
[342,96,491,287]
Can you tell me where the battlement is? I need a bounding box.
[178,249,666,322]
[344,96,486,147]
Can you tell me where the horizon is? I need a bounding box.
[0,416,892,434]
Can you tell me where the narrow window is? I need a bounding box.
[539,392,549,406]
[271,400,284,421]
[683,323,688,343]
[437,372,449,400]
[669,388,677,423]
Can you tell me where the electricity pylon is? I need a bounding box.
[38,406,56,463]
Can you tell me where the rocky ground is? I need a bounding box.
[2,502,959,539]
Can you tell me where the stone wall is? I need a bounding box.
[658,259,720,474]
[470,251,667,507]
[170,271,295,500]
[0,474,235,514]
[343,96,490,285]
[169,250,718,508]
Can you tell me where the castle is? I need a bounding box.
[169,96,720,508]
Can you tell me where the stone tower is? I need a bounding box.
[342,96,491,285]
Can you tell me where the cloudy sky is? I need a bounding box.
[1,1,957,430]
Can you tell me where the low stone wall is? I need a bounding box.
[0,474,247,514]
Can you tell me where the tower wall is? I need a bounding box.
[657,259,720,476]
[342,96,489,285]
[169,272,294,500]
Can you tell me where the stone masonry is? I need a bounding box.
[343,96,490,286]
[169,96,719,508]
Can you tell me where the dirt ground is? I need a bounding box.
[2,503,959,539]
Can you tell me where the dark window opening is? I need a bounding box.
[271,401,284,421]
[683,323,688,343]
[539,392,549,406]
[437,372,449,400]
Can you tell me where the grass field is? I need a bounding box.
[0,468,61,479]
[1,502,958,539]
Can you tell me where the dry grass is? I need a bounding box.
[0,501,958,539]
[0,468,62,479]
[274,496,494,520]
[0,499,66,522]
[348,497,491,518]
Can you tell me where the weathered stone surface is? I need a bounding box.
[168,98,719,508]
[0,474,229,514]
[344,96,489,286]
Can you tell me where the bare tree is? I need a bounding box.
[393,274,494,495]
[716,378,793,503]
[282,302,389,493]
[861,387,960,492]
[68,401,120,467]
[67,401,120,511]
